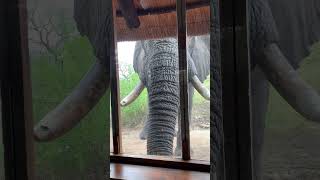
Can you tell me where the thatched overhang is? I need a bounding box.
[113,0,210,41]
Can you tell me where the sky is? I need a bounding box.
[117,41,136,65]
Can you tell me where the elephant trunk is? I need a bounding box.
[146,40,180,156]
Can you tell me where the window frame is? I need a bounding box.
[110,0,253,178]
[219,0,253,179]
[110,0,210,172]
[1,0,35,179]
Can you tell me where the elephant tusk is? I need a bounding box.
[34,62,108,141]
[259,43,320,123]
[120,81,145,107]
[191,75,210,100]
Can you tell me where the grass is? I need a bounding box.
[193,77,211,104]
[119,74,148,127]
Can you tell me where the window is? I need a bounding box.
[110,0,211,172]
[110,0,255,179]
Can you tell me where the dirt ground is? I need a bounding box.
[118,129,210,161]
[112,101,320,179]
[111,101,211,161]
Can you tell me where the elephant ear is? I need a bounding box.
[74,0,113,65]
[133,41,147,83]
[188,35,210,82]
[133,41,145,74]
[268,0,320,69]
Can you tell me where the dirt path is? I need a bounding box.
[111,129,210,161]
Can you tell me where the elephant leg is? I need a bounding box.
[174,86,194,156]
[251,66,270,180]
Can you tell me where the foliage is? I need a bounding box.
[119,70,148,127]
[28,3,77,69]
[119,63,135,80]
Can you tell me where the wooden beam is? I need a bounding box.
[220,0,239,178]
[234,0,253,178]
[111,52,122,154]
[116,1,210,17]
[1,0,35,179]
[110,154,210,172]
[117,0,140,28]
[210,0,225,179]
[110,163,210,179]
[219,0,253,179]
[176,0,190,160]
[111,0,122,154]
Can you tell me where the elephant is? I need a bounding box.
[119,36,210,156]
[32,0,320,180]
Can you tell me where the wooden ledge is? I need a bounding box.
[110,163,210,180]
[110,153,210,172]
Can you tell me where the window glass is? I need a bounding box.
[115,2,181,159]
[114,1,211,161]
[249,1,320,179]
[117,41,150,156]
[28,0,109,179]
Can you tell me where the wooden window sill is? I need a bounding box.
[110,163,210,180]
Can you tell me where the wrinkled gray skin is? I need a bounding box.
[131,36,210,156]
